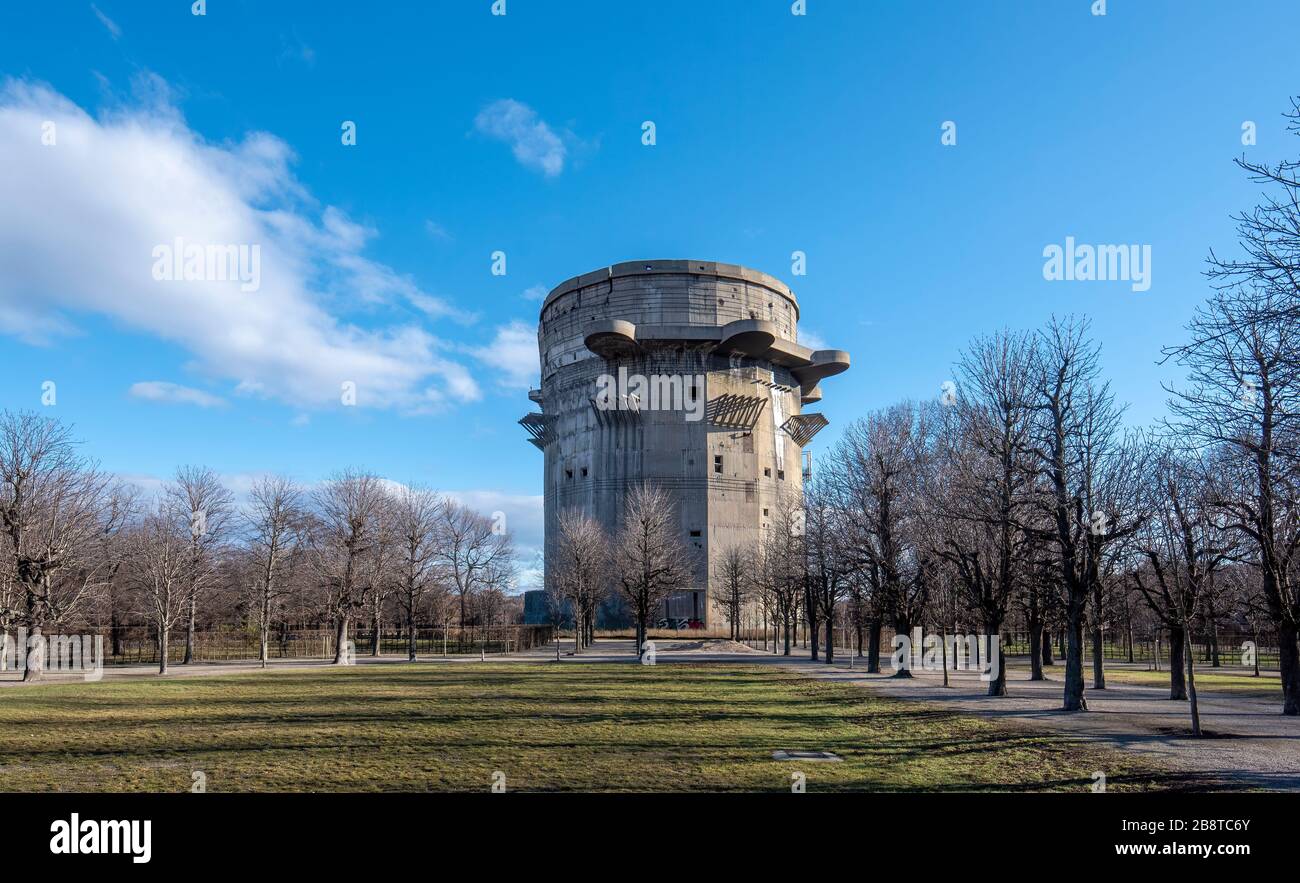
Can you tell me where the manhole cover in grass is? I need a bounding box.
[772,750,842,762]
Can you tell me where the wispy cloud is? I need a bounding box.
[90,4,121,40]
[129,381,227,408]
[474,99,570,177]
[277,31,315,67]
[521,283,548,301]
[470,320,537,390]
[0,75,481,413]
[424,219,452,241]
[797,327,827,350]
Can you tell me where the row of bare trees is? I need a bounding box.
[0,416,516,679]
[715,100,1300,729]
[711,303,1293,733]
[546,483,694,658]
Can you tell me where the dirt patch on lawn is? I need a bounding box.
[658,639,762,654]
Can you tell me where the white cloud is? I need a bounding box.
[424,219,452,241]
[0,76,480,413]
[277,32,315,67]
[118,467,544,591]
[470,320,537,390]
[129,380,227,408]
[521,283,548,301]
[446,488,544,576]
[90,4,121,40]
[797,327,827,350]
[474,99,567,177]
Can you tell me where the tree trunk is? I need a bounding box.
[1041,625,1054,665]
[1168,625,1188,700]
[810,618,820,662]
[110,607,124,657]
[158,625,169,675]
[891,616,912,677]
[1091,621,1105,689]
[782,618,792,657]
[1028,617,1044,681]
[941,623,950,687]
[824,618,834,665]
[1186,634,1202,736]
[1278,620,1300,716]
[259,621,269,669]
[866,619,882,672]
[1062,607,1086,711]
[408,615,417,662]
[371,603,381,656]
[332,615,350,665]
[182,593,196,664]
[985,619,1007,696]
[21,628,43,682]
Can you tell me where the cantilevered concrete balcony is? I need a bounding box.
[582,319,639,358]
[574,315,848,405]
[718,319,777,357]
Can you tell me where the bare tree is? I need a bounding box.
[391,484,444,662]
[754,497,806,657]
[552,509,608,654]
[438,500,513,629]
[932,330,1039,695]
[128,506,189,675]
[612,482,692,658]
[1131,444,1236,734]
[245,475,304,668]
[1028,319,1143,710]
[713,543,751,642]
[98,483,141,659]
[310,469,387,665]
[1164,283,1300,714]
[165,466,234,665]
[829,403,932,674]
[804,474,849,663]
[1161,97,1300,714]
[0,412,115,680]
[1204,97,1300,321]
[362,494,399,657]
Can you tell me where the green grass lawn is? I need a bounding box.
[0,662,1186,792]
[1071,667,1283,696]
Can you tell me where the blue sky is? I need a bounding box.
[1,0,1298,585]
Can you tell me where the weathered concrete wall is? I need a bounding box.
[523,260,847,627]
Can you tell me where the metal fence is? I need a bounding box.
[61,623,555,666]
[1001,629,1280,671]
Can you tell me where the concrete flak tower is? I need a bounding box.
[521,260,849,627]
